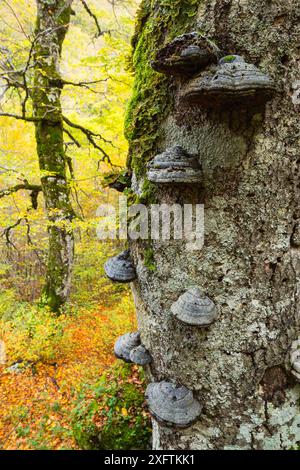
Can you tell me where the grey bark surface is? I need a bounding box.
[128,0,300,450]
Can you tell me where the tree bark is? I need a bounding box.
[33,0,75,312]
[127,0,300,449]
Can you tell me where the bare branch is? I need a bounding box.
[0,46,24,102]
[0,165,27,178]
[24,215,46,265]
[0,113,116,167]
[80,0,107,37]
[63,128,81,147]
[0,180,42,254]
[62,115,113,164]
[0,112,39,122]
[62,78,109,90]
[1,217,22,250]
[0,183,42,199]
[1,210,43,260]
[2,0,30,40]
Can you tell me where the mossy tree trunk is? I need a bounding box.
[126,0,300,449]
[33,0,75,312]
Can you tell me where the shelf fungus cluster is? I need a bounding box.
[171,287,217,327]
[104,249,136,283]
[151,32,220,77]
[180,55,276,108]
[101,38,279,435]
[145,381,202,428]
[114,332,152,366]
[290,339,300,381]
[147,146,202,184]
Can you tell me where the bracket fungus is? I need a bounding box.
[151,32,219,76]
[171,287,217,327]
[290,339,300,381]
[104,249,137,283]
[180,55,276,107]
[147,146,202,184]
[145,381,202,428]
[129,345,152,366]
[114,332,141,363]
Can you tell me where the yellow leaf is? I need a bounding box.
[121,408,127,416]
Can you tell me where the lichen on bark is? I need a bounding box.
[127,0,300,450]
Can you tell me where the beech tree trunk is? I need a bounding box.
[33,0,75,312]
[126,0,300,449]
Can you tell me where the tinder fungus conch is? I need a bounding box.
[151,32,219,76]
[129,345,152,366]
[145,381,202,428]
[180,55,275,107]
[104,249,136,283]
[171,287,217,327]
[147,146,202,184]
[114,332,141,363]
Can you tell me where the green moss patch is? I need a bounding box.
[221,55,236,63]
[143,246,156,272]
[125,0,201,180]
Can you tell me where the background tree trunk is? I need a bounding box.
[126,0,300,449]
[33,0,75,312]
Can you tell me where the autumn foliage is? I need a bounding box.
[0,292,151,450]
[0,0,149,451]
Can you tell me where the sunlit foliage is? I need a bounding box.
[0,0,147,450]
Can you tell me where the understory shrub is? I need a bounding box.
[71,362,151,450]
[0,301,67,364]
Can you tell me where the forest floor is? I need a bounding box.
[0,293,136,450]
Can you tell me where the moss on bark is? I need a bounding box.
[125,0,201,179]
[33,1,75,312]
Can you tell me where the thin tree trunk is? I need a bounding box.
[127,0,300,449]
[33,0,75,312]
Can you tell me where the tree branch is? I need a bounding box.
[80,0,107,37]
[2,0,30,40]
[0,165,26,178]
[0,183,42,254]
[0,113,115,165]
[63,128,81,147]
[61,78,108,91]
[62,115,114,164]
[0,183,42,199]
[1,217,22,250]
[0,112,40,122]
